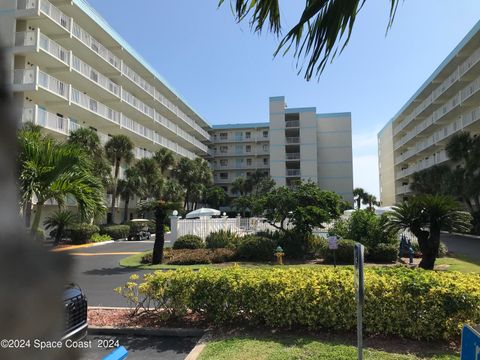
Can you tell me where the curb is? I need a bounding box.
[51,240,116,252]
[89,326,206,337]
[441,231,480,239]
[185,331,212,360]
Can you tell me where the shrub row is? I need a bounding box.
[141,248,236,265]
[100,225,130,239]
[121,267,480,341]
[69,224,100,244]
[173,235,204,249]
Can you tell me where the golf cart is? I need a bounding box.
[127,219,151,241]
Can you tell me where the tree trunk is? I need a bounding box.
[110,161,120,224]
[356,198,360,210]
[151,206,165,265]
[418,228,440,270]
[123,195,130,223]
[54,225,63,246]
[30,201,44,239]
[24,200,32,228]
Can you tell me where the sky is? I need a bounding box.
[86,0,480,198]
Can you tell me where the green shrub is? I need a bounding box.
[368,243,398,263]
[409,239,448,258]
[205,230,239,249]
[163,224,170,233]
[323,239,364,264]
[173,235,204,249]
[101,225,130,239]
[91,233,112,243]
[118,267,480,341]
[257,230,320,259]
[236,235,277,262]
[141,248,236,265]
[69,224,100,244]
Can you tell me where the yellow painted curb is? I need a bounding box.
[70,252,142,256]
[51,243,102,252]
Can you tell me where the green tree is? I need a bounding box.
[353,188,367,209]
[117,167,141,223]
[18,128,105,236]
[258,181,343,234]
[68,127,111,186]
[154,147,175,175]
[105,135,134,223]
[231,176,248,196]
[386,195,471,269]
[204,186,226,209]
[362,193,379,210]
[246,170,276,196]
[44,210,77,245]
[175,157,213,210]
[219,0,400,80]
[232,195,253,217]
[411,165,451,196]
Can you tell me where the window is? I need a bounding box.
[220,132,228,140]
[220,173,228,179]
[263,144,268,152]
[246,145,251,153]
[246,159,252,166]
[220,146,228,153]
[245,132,251,139]
[220,159,228,167]
[263,158,268,165]
[263,130,269,138]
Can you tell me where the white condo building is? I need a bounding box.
[378,20,480,205]
[1,0,355,225]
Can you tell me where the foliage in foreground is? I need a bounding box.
[141,248,236,265]
[117,267,480,341]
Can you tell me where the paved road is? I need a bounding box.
[67,239,163,307]
[79,334,198,360]
[441,232,480,262]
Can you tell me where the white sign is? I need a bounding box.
[328,236,338,250]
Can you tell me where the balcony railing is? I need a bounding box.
[39,0,71,31]
[286,169,301,176]
[71,55,120,97]
[122,89,155,119]
[13,69,35,85]
[39,33,69,64]
[15,31,36,47]
[286,153,300,160]
[285,120,300,128]
[38,70,68,98]
[71,88,120,124]
[122,62,155,97]
[285,137,300,144]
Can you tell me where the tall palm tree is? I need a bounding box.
[231,177,248,196]
[175,157,213,210]
[68,128,111,186]
[386,195,471,269]
[353,188,367,209]
[117,167,141,223]
[362,193,379,210]
[219,0,400,80]
[154,148,175,175]
[105,135,134,223]
[18,128,105,236]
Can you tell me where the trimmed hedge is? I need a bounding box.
[101,225,130,239]
[173,235,204,249]
[236,235,277,262]
[91,233,112,243]
[69,224,100,244]
[121,267,480,341]
[205,230,239,249]
[141,248,236,265]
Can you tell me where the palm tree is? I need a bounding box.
[204,186,226,209]
[353,188,367,209]
[44,210,77,245]
[218,0,400,80]
[175,157,213,210]
[117,167,141,223]
[18,128,105,236]
[105,135,134,223]
[154,148,175,175]
[410,165,451,196]
[231,177,248,196]
[362,193,379,210]
[386,195,471,269]
[68,128,111,186]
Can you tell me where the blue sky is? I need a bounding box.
[87,0,480,198]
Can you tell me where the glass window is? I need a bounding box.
[246,145,251,153]
[220,173,228,179]
[245,132,251,139]
[263,130,269,138]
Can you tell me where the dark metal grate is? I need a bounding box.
[64,294,87,333]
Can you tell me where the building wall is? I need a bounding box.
[378,122,396,206]
[378,19,480,204]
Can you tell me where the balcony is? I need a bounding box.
[395,185,412,196]
[70,88,120,127]
[286,153,301,160]
[286,169,301,177]
[285,120,300,128]
[285,137,300,144]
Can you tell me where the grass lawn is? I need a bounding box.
[436,254,480,273]
[198,334,457,360]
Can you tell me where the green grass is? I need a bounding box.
[198,335,457,360]
[436,254,480,273]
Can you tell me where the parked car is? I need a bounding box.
[127,219,151,241]
[62,283,88,341]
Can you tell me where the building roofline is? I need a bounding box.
[316,112,351,119]
[211,122,270,130]
[73,0,211,128]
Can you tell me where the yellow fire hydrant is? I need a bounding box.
[274,246,285,265]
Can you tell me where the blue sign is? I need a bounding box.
[461,324,480,360]
[102,346,128,360]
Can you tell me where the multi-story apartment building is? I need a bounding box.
[2,0,211,222]
[378,20,480,205]
[2,0,355,224]
[211,97,354,204]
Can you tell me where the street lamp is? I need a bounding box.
[172,210,178,216]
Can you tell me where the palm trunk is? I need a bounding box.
[30,201,44,239]
[24,200,32,228]
[54,225,63,245]
[110,161,120,224]
[418,227,440,270]
[151,206,165,264]
[356,198,360,210]
[123,194,130,223]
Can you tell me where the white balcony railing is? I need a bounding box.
[39,33,69,64]
[122,89,154,119]
[121,114,154,142]
[71,88,120,124]
[38,70,68,98]
[286,169,301,176]
[71,55,120,97]
[39,0,70,31]
[285,120,300,128]
[122,62,155,97]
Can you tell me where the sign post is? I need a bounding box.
[460,324,480,360]
[354,243,365,360]
[328,235,338,268]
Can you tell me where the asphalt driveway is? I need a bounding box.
[441,232,480,262]
[66,239,160,307]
